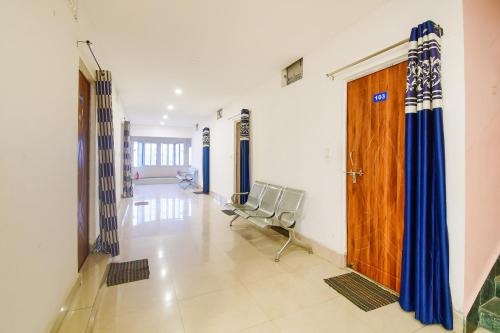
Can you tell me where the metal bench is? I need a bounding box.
[225,181,267,212]
[230,185,312,261]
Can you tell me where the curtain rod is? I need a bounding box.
[325,38,408,80]
[326,25,444,80]
[77,40,103,73]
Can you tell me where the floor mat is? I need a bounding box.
[107,259,150,287]
[192,191,206,195]
[221,209,236,216]
[134,201,149,206]
[324,272,398,311]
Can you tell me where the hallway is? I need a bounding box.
[61,185,454,333]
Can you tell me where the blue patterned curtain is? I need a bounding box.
[122,120,133,198]
[399,21,452,330]
[240,109,250,203]
[94,70,120,257]
[202,127,210,193]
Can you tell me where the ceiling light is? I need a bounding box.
[160,121,165,126]
[174,89,183,95]
[167,104,174,110]
[163,114,169,119]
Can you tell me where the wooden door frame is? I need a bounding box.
[78,60,99,268]
[336,44,408,260]
[78,70,91,270]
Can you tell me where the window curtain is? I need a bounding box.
[202,127,210,193]
[94,70,120,257]
[240,109,250,203]
[399,21,453,330]
[122,120,133,198]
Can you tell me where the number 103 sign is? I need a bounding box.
[373,92,388,103]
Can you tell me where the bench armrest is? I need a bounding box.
[277,211,296,228]
[231,192,249,203]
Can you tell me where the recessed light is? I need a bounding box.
[163,114,169,119]
[160,121,165,126]
[174,89,182,95]
[167,104,174,110]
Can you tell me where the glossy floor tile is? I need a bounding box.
[60,184,462,332]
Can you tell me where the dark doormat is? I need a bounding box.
[324,272,398,311]
[221,210,236,216]
[107,259,150,287]
[192,191,206,195]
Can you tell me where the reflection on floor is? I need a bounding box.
[60,184,462,333]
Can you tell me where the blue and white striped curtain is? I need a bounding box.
[122,120,133,198]
[202,127,210,194]
[240,109,250,203]
[399,21,452,330]
[94,70,120,257]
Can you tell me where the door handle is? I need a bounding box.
[345,151,364,184]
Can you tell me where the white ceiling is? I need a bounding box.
[79,0,389,127]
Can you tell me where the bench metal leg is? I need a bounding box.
[274,229,313,262]
[229,215,239,227]
[275,231,294,262]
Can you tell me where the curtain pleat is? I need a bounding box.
[122,120,133,198]
[94,70,120,257]
[240,109,250,203]
[399,20,453,330]
[202,127,210,193]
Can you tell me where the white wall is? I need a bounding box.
[131,124,193,138]
[0,1,126,332]
[193,0,466,314]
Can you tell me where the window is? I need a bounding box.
[133,142,143,167]
[131,137,191,168]
[179,143,184,166]
[188,146,192,166]
[175,143,184,166]
[144,143,157,166]
[160,144,168,166]
[168,144,174,166]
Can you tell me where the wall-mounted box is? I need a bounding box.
[282,58,303,87]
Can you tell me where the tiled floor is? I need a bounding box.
[60,184,463,333]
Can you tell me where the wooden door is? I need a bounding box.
[77,71,90,271]
[234,121,241,203]
[346,61,407,292]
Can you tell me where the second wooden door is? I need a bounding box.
[78,71,90,271]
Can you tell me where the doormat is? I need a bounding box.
[134,201,149,206]
[192,191,206,195]
[221,210,236,216]
[324,272,398,311]
[107,259,150,287]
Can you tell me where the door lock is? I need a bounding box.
[345,151,364,184]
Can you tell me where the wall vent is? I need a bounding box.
[282,58,303,87]
[216,109,223,119]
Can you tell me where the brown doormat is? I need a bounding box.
[324,272,398,311]
[107,259,150,287]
